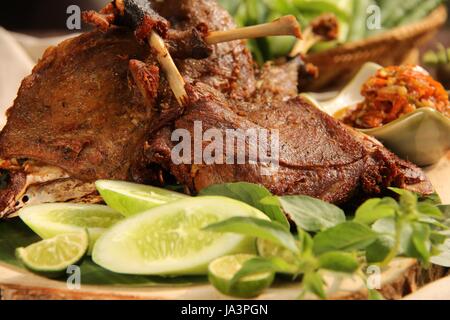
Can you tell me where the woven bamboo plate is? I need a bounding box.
[0,153,448,300]
[305,6,448,90]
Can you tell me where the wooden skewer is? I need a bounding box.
[147,16,303,107]
[148,31,188,106]
[205,15,302,45]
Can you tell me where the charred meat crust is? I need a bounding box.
[0,29,154,182]
[145,83,433,205]
[0,0,254,184]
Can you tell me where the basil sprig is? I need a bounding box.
[203,182,450,299]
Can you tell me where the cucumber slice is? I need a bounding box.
[16,231,88,278]
[92,196,268,276]
[95,180,188,216]
[19,203,123,254]
[208,254,275,298]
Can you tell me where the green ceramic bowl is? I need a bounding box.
[303,63,450,167]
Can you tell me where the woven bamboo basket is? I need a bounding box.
[305,5,448,90]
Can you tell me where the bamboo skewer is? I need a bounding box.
[148,16,303,107]
[205,15,302,45]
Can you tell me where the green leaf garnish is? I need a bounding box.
[199,182,289,227]
[204,217,299,254]
[354,198,397,225]
[276,195,346,232]
[302,272,326,300]
[313,222,378,255]
[317,251,359,273]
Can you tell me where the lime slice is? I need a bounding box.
[256,238,299,267]
[95,180,188,216]
[208,254,275,298]
[92,196,268,275]
[19,203,123,254]
[16,231,88,278]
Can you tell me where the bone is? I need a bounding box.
[148,32,188,106]
[289,13,339,57]
[205,15,302,45]
[289,28,320,57]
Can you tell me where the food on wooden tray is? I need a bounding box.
[341,65,450,129]
[7,181,449,299]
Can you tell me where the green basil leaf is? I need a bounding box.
[409,223,431,264]
[204,217,299,254]
[277,195,345,232]
[431,239,450,267]
[318,252,359,273]
[372,218,414,256]
[302,272,326,300]
[418,216,449,229]
[199,183,289,228]
[430,231,448,246]
[368,290,385,300]
[438,205,450,219]
[389,188,418,216]
[417,203,444,218]
[313,222,378,255]
[354,198,397,225]
[365,236,393,263]
[389,187,416,198]
[419,193,442,206]
[298,229,314,256]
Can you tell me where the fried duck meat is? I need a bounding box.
[0,29,154,216]
[145,80,433,204]
[0,0,255,217]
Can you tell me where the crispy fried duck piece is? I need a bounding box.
[0,29,157,217]
[142,21,432,204]
[145,81,433,204]
[0,0,257,217]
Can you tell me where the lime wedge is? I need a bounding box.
[16,231,88,278]
[92,196,268,275]
[19,203,123,254]
[95,180,188,216]
[208,254,275,298]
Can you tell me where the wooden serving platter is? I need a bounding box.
[0,154,449,300]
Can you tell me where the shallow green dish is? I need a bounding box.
[303,63,450,167]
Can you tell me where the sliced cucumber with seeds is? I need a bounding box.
[92,196,268,276]
[95,180,188,216]
[16,231,88,278]
[208,254,275,298]
[19,203,123,254]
